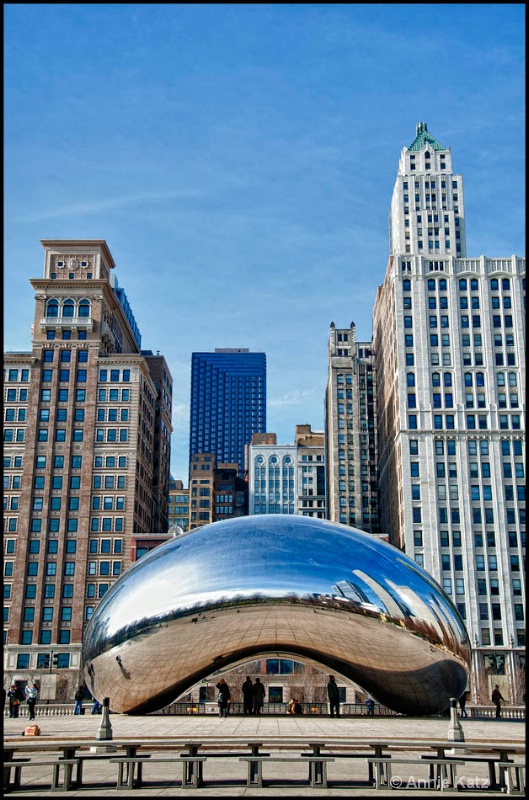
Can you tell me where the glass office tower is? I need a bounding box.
[189,349,266,477]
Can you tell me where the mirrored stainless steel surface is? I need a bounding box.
[82,516,470,715]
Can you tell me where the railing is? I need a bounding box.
[39,316,93,330]
[4,702,525,720]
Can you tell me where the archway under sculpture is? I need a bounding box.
[82,516,470,716]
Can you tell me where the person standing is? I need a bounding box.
[73,686,84,715]
[459,690,469,718]
[253,677,266,715]
[365,697,375,716]
[216,679,231,718]
[491,684,505,718]
[327,675,340,717]
[25,682,39,721]
[8,684,24,718]
[242,676,254,715]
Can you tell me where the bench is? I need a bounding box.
[499,762,526,795]
[239,755,335,788]
[110,755,207,790]
[367,757,466,790]
[422,753,514,790]
[67,752,117,788]
[3,759,80,792]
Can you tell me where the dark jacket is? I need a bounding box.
[242,680,253,698]
[253,681,266,704]
[216,682,231,704]
[327,680,339,700]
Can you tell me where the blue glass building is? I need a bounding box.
[189,349,266,476]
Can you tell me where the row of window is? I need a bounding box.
[45,299,91,317]
[413,529,523,549]
[407,413,522,431]
[43,349,89,362]
[12,641,72,658]
[4,560,122,578]
[402,277,512,293]
[5,369,30,382]
[46,330,87,341]
[41,388,87,402]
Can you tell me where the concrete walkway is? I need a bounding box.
[3,713,525,797]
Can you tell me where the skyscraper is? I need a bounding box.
[325,323,378,532]
[3,240,173,694]
[189,348,266,477]
[373,124,525,702]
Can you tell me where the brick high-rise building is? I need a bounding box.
[373,124,525,702]
[3,240,173,696]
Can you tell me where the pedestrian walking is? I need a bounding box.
[491,684,505,718]
[241,676,254,715]
[73,686,84,715]
[253,677,266,715]
[327,675,340,717]
[91,698,102,714]
[25,682,39,720]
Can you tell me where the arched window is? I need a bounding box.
[78,299,90,318]
[464,373,473,387]
[476,372,485,387]
[508,372,517,387]
[432,372,441,387]
[497,372,505,387]
[443,373,452,387]
[407,373,415,387]
[62,299,75,318]
[46,299,59,317]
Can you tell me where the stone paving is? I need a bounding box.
[3,713,525,797]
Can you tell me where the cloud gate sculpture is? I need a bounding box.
[82,516,470,716]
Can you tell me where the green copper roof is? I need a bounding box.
[408,122,446,152]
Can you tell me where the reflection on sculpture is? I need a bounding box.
[82,516,470,716]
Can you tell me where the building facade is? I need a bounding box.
[188,453,248,529]
[167,477,190,532]
[325,324,379,532]
[373,124,525,703]
[189,349,266,477]
[247,425,326,517]
[3,240,173,697]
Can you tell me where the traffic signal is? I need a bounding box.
[41,654,50,669]
[52,653,59,668]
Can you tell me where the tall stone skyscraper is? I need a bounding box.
[325,323,378,532]
[189,348,266,478]
[3,240,173,694]
[373,124,525,702]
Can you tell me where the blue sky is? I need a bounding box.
[4,4,525,482]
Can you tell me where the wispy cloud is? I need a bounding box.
[17,190,208,222]
[269,389,316,407]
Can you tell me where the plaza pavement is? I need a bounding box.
[3,712,525,797]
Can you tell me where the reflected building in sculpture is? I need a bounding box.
[82,515,470,716]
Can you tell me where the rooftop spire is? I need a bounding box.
[408,121,446,152]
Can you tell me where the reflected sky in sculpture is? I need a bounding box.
[82,516,470,716]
